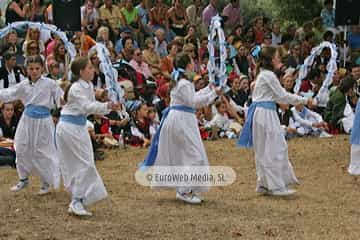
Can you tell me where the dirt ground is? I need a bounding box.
[0,135,359,240]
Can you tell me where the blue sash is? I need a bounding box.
[351,100,360,145]
[139,105,196,171]
[60,114,87,126]
[24,104,50,119]
[237,101,277,148]
[299,107,308,119]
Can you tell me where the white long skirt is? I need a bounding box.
[14,115,60,188]
[252,108,299,191]
[348,145,360,175]
[56,121,107,206]
[153,110,209,193]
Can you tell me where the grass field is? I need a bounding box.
[0,135,358,240]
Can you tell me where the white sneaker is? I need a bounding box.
[38,182,50,195]
[68,200,92,217]
[10,179,29,192]
[319,131,333,138]
[270,188,296,196]
[176,192,202,204]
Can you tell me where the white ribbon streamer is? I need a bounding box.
[294,41,338,107]
[207,15,227,88]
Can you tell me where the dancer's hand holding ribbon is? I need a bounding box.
[306,97,317,109]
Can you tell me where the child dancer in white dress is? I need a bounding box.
[0,55,63,194]
[348,98,360,176]
[238,46,314,196]
[56,57,120,216]
[140,53,221,204]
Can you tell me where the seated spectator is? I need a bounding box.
[154,28,168,58]
[24,40,43,59]
[129,48,152,79]
[119,36,135,62]
[96,26,114,51]
[167,0,189,37]
[0,30,23,62]
[81,0,99,39]
[142,38,162,77]
[286,41,302,68]
[121,0,143,47]
[149,0,169,32]
[46,59,61,81]
[47,41,68,79]
[183,43,199,73]
[207,98,239,139]
[129,102,151,147]
[29,0,46,22]
[0,102,18,139]
[22,28,45,56]
[161,41,180,80]
[72,31,96,57]
[86,118,105,161]
[227,74,249,109]
[88,49,106,89]
[147,105,159,140]
[106,104,131,141]
[324,76,356,132]
[5,0,30,24]
[0,102,18,168]
[115,27,139,54]
[154,83,170,120]
[234,45,250,76]
[0,51,25,89]
[71,35,82,57]
[99,0,124,40]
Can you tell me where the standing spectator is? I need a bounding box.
[202,0,218,30]
[222,0,243,35]
[320,0,335,29]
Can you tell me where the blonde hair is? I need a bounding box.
[96,26,110,41]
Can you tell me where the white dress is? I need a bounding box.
[348,99,360,175]
[0,76,63,188]
[55,79,110,206]
[153,79,217,193]
[252,70,307,191]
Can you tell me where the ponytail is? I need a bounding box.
[64,56,89,103]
